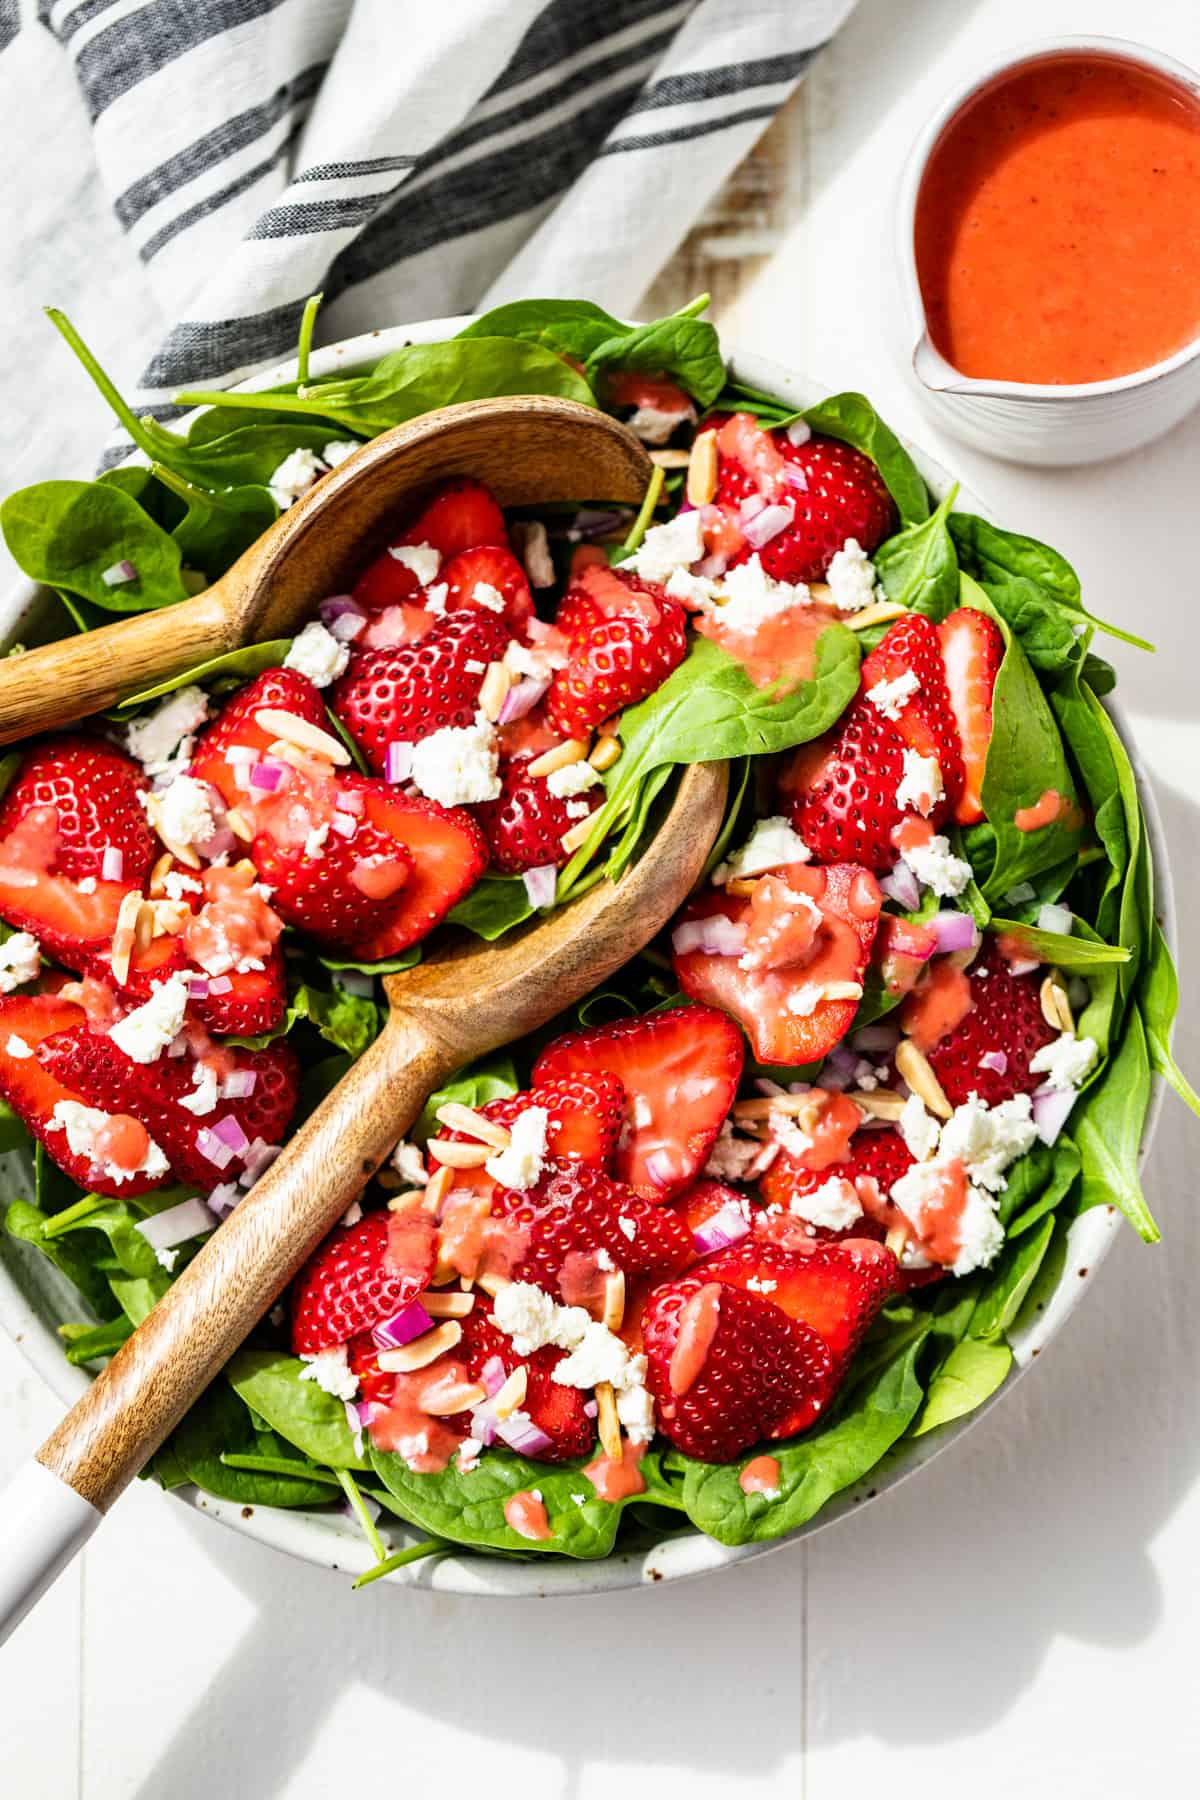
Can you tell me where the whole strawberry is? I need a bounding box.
[475,755,602,873]
[330,608,509,773]
[546,564,687,738]
[291,1208,437,1354]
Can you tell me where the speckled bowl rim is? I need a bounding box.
[0,319,1172,1597]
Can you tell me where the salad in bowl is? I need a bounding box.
[0,298,1194,1590]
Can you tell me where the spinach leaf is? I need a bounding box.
[109,1270,171,1325]
[315,944,421,977]
[171,1382,338,1507]
[1,480,190,612]
[459,299,625,360]
[802,393,930,527]
[227,1349,368,1470]
[448,874,534,940]
[1072,1004,1157,1242]
[225,980,381,1058]
[986,918,1129,969]
[1003,1138,1081,1239]
[4,1200,120,1319]
[980,575,1087,674]
[585,298,726,409]
[0,1097,30,1153]
[116,640,294,713]
[61,1317,133,1365]
[911,1338,1012,1437]
[969,1214,1057,1339]
[949,512,1152,651]
[873,487,960,619]
[153,464,278,576]
[1137,919,1200,1118]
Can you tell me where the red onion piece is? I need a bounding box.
[134,1195,215,1251]
[881,861,921,911]
[249,759,286,792]
[231,764,254,792]
[522,864,557,911]
[211,1113,250,1154]
[480,1355,508,1397]
[782,463,810,494]
[372,1299,434,1350]
[318,594,363,623]
[226,745,261,766]
[497,1414,554,1457]
[205,1181,241,1218]
[786,419,812,448]
[101,559,137,587]
[221,1069,257,1099]
[384,741,413,784]
[928,911,980,955]
[1007,956,1041,977]
[671,915,748,958]
[208,975,233,994]
[692,1201,751,1256]
[979,1050,1008,1075]
[353,1399,378,1429]
[743,501,795,550]
[200,827,237,861]
[694,552,727,580]
[851,1023,900,1055]
[583,1399,599,1419]
[196,1128,237,1170]
[100,846,124,881]
[337,787,365,815]
[239,1139,280,1187]
[469,1403,498,1447]
[331,811,357,837]
[1037,902,1073,936]
[1033,1086,1077,1146]
[330,612,366,642]
[498,675,550,724]
[738,493,766,525]
[186,976,211,999]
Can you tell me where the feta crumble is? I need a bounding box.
[457,1437,483,1473]
[299,1344,360,1402]
[1030,1031,1099,1093]
[304,822,330,859]
[826,538,880,612]
[898,1093,941,1164]
[900,832,972,899]
[938,1092,1038,1192]
[109,973,190,1064]
[125,685,210,778]
[0,931,41,993]
[409,717,500,807]
[163,870,203,901]
[4,1034,33,1058]
[151,774,217,851]
[284,620,351,688]
[269,447,325,510]
[713,555,810,631]
[391,1139,427,1187]
[626,402,695,444]
[321,440,359,469]
[627,510,706,584]
[788,1175,863,1232]
[546,760,602,799]
[890,1159,1004,1278]
[785,983,824,1018]
[895,750,944,817]
[713,815,811,885]
[178,1063,220,1116]
[492,1282,591,1357]
[866,670,919,721]
[47,1101,169,1183]
[470,580,505,613]
[485,1105,548,1190]
[387,541,441,586]
[617,1214,638,1241]
[769,1111,814,1159]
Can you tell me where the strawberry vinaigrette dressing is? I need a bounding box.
[901,1158,970,1266]
[183,863,282,973]
[91,1113,151,1174]
[792,1090,861,1173]
[901,958,974,1053]
[584,1441,647,1501]
[369,1359,471,1473]
[695,596,838,693]
[1013,787,1078,832]
[739,1454,782,1498]
[503,1490,554,1540]
[669,1282,722,1395]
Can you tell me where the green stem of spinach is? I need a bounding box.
[337,1468,387,1563]
[41,1191,120,1238]
[219,1453,342,1486]
[296,293,323,386]
[172,387,327,417]
[352,1536,450,1590]
[619,464,665,558]
[45,308,165,467]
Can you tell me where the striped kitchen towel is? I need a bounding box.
[6,0,856,445]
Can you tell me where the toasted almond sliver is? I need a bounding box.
[268,741,311,770]
[254,708,351,765]
[528,738,588,778]
[733,1094,817,1121]
[493,1365,528,1422]
[478,661,512,724]
[427,1138,492,1169]
[602,1268,626,1332]
[434,1102,511,1149]
[844,599,907,632]
[1040,972,1074,1034]
[822,981,864,1003]
[423,1381,487,1417]
[148,851,174,896]
[724,877,761,899]
[142,793,202,870]
[422,1290,476,1320]
[430,1254,461,1288]
[686,428,718,507]
[588,736,622,773]
[849,1089,907,1121]
[595,1382,623,1461]
[225,808,254,843]
[109,889,143,985]
[885,1222,910,1258]
[895,1040,953,1121]
[386,1189,427,1214]
[475,1268,511,1299]
[376,1321,462,1373]
[648,447,692,469]
[148,899,191,938]
[560,816,594,855]
[422,1164,454,1215]
[133,900,156,956]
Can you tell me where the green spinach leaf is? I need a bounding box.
[227,1349,368,1470]
[1,480,190,612]
[802,393,929,527]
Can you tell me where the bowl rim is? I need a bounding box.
[896,34,1200,403]
[0,318,1172,1597]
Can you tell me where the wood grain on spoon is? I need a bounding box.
[0,395,653,744]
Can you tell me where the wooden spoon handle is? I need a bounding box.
[35,1006,460,1512]
[0,586,241,746]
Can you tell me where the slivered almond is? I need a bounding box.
[849,1089,907,1120]
[588,736,622,773]
[1040,972,1074,1034]
[894,1040,953,1120]
[595,1383,623,1460]
[725,877,761,899]
[133,901,156,956]
[822,981,864,1003]
[475,1269,511,1299]
[142,793,202,869]
[225,808,254,843]
[148,852,174,895]
[560,816,594,855]
[427,1138,492,1169]
[268,741,311,770]
[377,1321,461,1372]
[422,1290,476,1320]
[686,428,718,507]
[734,1094,819,1121]
[386,1189,427,1214]
[147,898,191,938]
[478,661,512,723]
[649,447,691,469]
[430,1254,461,1288]
[254,708,350,765]
[423,1380,486,1417]
[493,1365,528,1421]
[602,1268,626,1331]
[434,1102,511,1149]
[844,599,907,632]
[422,1164,454,1215]
[528,738,588,778]
[885,1223,910,1258]
[109,889,143,985]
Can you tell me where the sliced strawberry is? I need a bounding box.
[924,936,1056,1107]
[190,668,328,809]
[779,700,909,870]
[291,1207,438,1354]
[330,608,510,773]
[347,1330,396,1407]
[760,1127,914,1232]
[937,607,1004,826]
[400,480,508,562]
[250,783,416,954]
[495,1161,693,1299]
[675,1178,754,1241]
[94,931,288,1039]
[860,613,964,812]
[341,778,487,959]
[40,1028,300,1188]
[0,994,169,1197]
[704,1238,897,1391]
[475,753,602,874]
[533,1003,744,1200]
[453,1307,593,1461]
[546,563,687,738]
[643,1274,833,1461]
[352,551,428,615]
[475,1074,626,1169]
[673,864,882,1066]
[441,545,534,636]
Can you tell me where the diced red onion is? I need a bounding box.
[928,911,980,954]
[211,1113,250,1155]
[979,1050,1008,1075]
[817,1044,858,1090]
[187,976,211,999]
[498,675,550,724]
[497,1414,555,1456]
[851,1023,900,1055]
[1033,1086,1077,1146]
[738,493,766,524]
[239,1139,280,1186]
[101,846,124,881]
[522,864,557,910]
[337,787,364,815]
[330,612,366,642]
[743,501,795,550]
[1037,903,1073,937]
[354,1399,378,1429]
[644,1150,676,1190]
[881,860,921,911]
[135,1195,215,1250]
[101,559,138,587]
[782,464,810,494]
[671,915,748,958]
[569,508,628,540]
[786,419,812,448]
[232,764,253,792]
[384,741,414,784]
[226,745,261,766]
[331,811,357,837]
[469,1404,498,1447]
[201,827,237,861]
[221,1069,257,1099]
[208,975,233,994]
[196,1128,237,1170]
[692,1202,751,1255]
[583,1399,598,1419]
[371,1299,434,1350]
[319,594,364,624]
[206,1182,241,1218]
[480,1356,507,1397]
[250,759,286,792]
[694,552,727,580]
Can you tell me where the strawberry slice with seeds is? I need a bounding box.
[452,1308,594,1462]
[330,608,509,773]
[475,753,602,874]
[643,1274,833,1461]
[291,1207,438,1354]
[0,994,169,1197]
[338,777,487,960]
[860,613,965,812]
[94,932,288,1039]
[533,1003,744,1200]
[704,1238,898,1389]
[352,481,510,614]
[760,1128,914,1234]
[250,780,417,953]
[495,1161,693,1299]
[937,606,1004,826]
[441,545,534,636]
[546,563,688,738]
[467,1074,626,1169]
[778,701,909,869]
[673,864,882,1066]
[190,668,328,809]
[924,936,1055,1107]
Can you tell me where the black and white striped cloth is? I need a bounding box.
[5,0,855,455]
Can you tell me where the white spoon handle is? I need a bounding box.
[0,1460,100,1646]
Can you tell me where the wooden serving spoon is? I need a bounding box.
[0,393,653,742]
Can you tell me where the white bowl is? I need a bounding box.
[895,36,1200,466]
[0,322,1173,1596]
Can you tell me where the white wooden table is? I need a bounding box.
[3,1,1199,1793]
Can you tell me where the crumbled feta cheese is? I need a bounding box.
[457,1437,483,1473]
[124,685,210,777]
[387,541,441,585]
[1030,1032,1099,1093]
[895,750,944,816]
[470,581,505,613]
[899,1093,941,1163]
[627,509,706,584]
[0,931,41,994]
[745,1274,779,1293]
[517,520,555,589]
[553,1320,630,1390]
[938,1092,1038,1191]
[492,1281,590,1356]
[391,1139,427,1187]
[485,1105,549,1190]
[163,870,203,901]
[269,447,325,510]
[409,717,500,807]
[785,983,824,1018]
[714,555,810,631]
[704,1117,768,1180]
[178,1062,220,1116]
[109,973,190,1064]
[890,1159,1004,1277]
[5,1034,33,1058]
[769,1111,814,1158]
[739,885,821,971]
[341,1198,363,1227]
[546,760,602,799]
[626,402,695,444]
[565,799,590,820]
[299,1344,360,1402]
[664,565,723,607]
[826,538,880,612]
[866,670,919,721]
[788,1175,863,1231]
[321,440,359,468]
[78,877,97,894]
[151,774,217,851]
[901,832,972,898]
[156,1248,179,1272]
[284,620,351,688]
[47,1100,169,1182]
[615,1375,656,1445]
[713,815,811,885]
[617,1214,638,1241]
[304,822,330,859]
[422,581,449,614]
